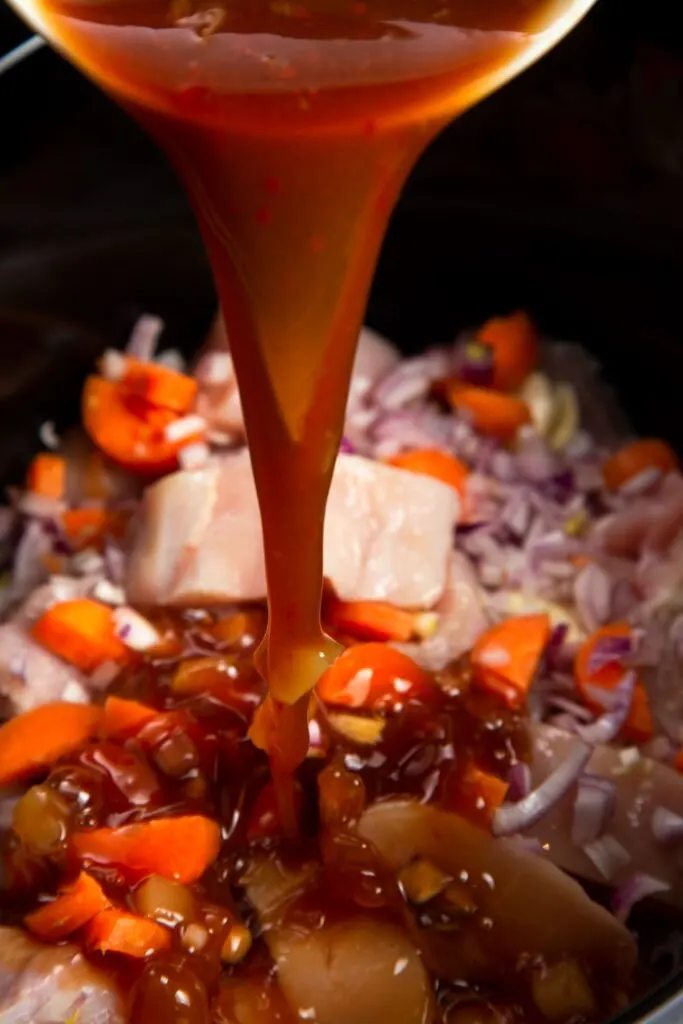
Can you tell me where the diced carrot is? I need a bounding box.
[574,623,653,743]
[62,508,130,552]
[85,909,171,958]
[102,696,159,739]
[674,749,683,774]
[120,356,198,414]
[26,454,66,500]
[25,871,111,941]
[446,385,531,442]
[602,439,678,492]
[324,599,435,643]
[32,599,129,673]
[387,448,469,497]
[72,816,221,884]
[0,703,103,786]
[477,311,539,391]
[461,763,509,817]
[472,614,551,709]
[316,643,431,711]
[83,376,203,475]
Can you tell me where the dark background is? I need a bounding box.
[1,0,683,467]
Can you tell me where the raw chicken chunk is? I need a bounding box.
[0,623,89,716]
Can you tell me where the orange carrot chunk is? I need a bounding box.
[472,614,551,709]
[25,871,111,941]
[102,696,159,739]
[317,643,431,710]
[62,508,130,552]
[387,448,469,497]
[574,623,653,743]
[121,356,198,414]
[477,310,539,391]
[461,763,509,820]
[325,599,435,643]
[72,816,221,884]
[85,909,171,958]
[31,599,129,673]
[26,454,66,500]
[0,702,103,786]
[83,376,203,475]
[447,385,531,442]
[602,439,678,492]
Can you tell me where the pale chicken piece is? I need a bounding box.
[527,722,683,908]
[395,551,490,670]
[246,859,433,1024]
[358,801,636,983]
[0,925,125,1024]
[0,623,89,716]
[12,576,98,630]
[126,452,458,609]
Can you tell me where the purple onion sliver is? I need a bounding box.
[452,341,494,388]
[585,634,633,677]
[339,436,355,455]
[651,807,683,844]
[492,740,592,837]
[571,774,616,847]
[611,873,670,922]
[573,561,612,633]
[507,763,532,802]
[576,671,636,745]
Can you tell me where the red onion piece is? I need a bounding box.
[583,834,631,881]
[573,561,612,632]
[611,873,670,922]
[339,437,355,455]
[126,314,163,362]
[373,351,451,411]
[113,607,161,652]
[585,633,633,677]
[451,340,494,388]
[507,763,532,802]
[571,773,616,846]
[492,739,591,837]
[576,671,635,745]
[651,806,683,844]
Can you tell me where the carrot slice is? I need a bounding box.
[85,909,171,958]
[62,508,130,552]
[324,599,435,643]
[387,449,469,497]
[461,763,509,821]
[316,643,431,710]
[477,310,539,391]
[32,599,129,673]
[447,385,531,442]
[102,696,159,739]
[26,454,66,500]
[602,439,678,492]
[0,702,103,786]
[574,623,653,742]
[72,816,221,884]
[472,614,551,709]
[121,356,198,414]
[83,376,203,475]
[25,871,111,941]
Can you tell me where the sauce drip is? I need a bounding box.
[26,0,585,798]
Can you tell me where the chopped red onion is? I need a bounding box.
[651,807,683,844]
[547,695,595,723]
[583,834,631,881]
[164,414,206,444]
[618,466,662,499]
[101,348,126,381]
[339,436,355,455]
[373,352,449,411]
[585,633,633,677]
[492,739,591,837]
[573,561,612,633]
[126,314,163,362]
[500,490,532,539]
[39,420,60,451]
[507,762,532,802]
[611,873,670,922]
[571,773,615,846]
[194,350,233,386]
[113,607,161,652]
[516,429,560,483]
[104,542,127,586]
[576,671,636,745]
[451,340,494,388]
[179,442,210,471]
[16,492,65,521]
